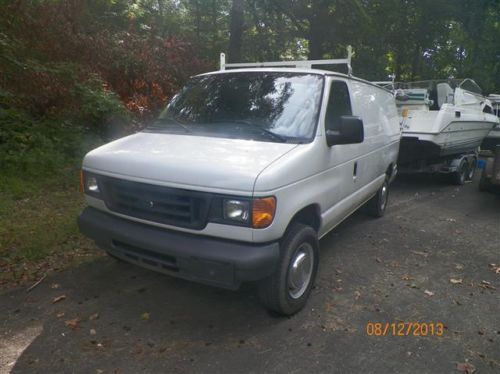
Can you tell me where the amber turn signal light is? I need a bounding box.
[252,197,276,228]
[80,170,84,193]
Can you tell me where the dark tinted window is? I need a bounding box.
[150,72,324,143]
[325,81,352,131]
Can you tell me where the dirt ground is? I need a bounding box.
[1,174,499,374]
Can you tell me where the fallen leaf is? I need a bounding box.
[478,280,496,290]
[324,302,334,312]
[65,318,80,330]
[424,289,434,296]
[410,250,429,257]
[450,278,463,285]
[488,264,500,274]
[52,295,66,304]
[456,362,475,373]
[90,328,97,335]
[89,313,99,321]
[140,312,150,321]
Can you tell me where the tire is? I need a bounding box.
[452,160,468,185]
[365,179,389,218]
[258,223,319,316]
[467,158,476,181]
[478,170,491,192]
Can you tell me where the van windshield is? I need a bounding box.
[149,72,324,143]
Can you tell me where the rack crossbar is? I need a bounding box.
[220,46,354,75]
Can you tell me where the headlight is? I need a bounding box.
[86,175,100,193]
[218,197,276,228]
[81,171,101,197]
[223,199,250,223]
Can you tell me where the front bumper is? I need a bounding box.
[78,207,280,289]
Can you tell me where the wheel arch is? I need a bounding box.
[286,204,322,233]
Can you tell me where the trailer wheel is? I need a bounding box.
[467,158,477,181]
[452,160,468,185]
[258,223,319,316]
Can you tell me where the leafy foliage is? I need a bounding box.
[0,0,207,177]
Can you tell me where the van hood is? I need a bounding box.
[83,132,299,192]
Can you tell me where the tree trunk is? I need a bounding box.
[195,0,201,43]
[410,44,421,81]
[228,0,244,62]
[307,16,323,59]
[394,51,402,81]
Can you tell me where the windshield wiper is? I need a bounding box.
[151,117,191,133]
[215,120,287,143]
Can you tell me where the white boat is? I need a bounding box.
[394,79,499,164]
[482,94,500,151]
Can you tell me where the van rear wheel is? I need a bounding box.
[258,223,319,316]
[365,179,389,218]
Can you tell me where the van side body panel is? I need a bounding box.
[253,78,400,243]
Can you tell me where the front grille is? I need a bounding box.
[99,176,212,229]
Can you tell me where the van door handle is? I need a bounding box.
[353,161,358,179]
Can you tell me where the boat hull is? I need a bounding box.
[399,120,496,164]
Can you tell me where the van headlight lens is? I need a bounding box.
[86,175,100,193]
[81,171,101,197]
[223,199,250,223]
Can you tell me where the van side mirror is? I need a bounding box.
[326,115,364,146]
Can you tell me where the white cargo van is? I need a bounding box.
[78,51,401,315]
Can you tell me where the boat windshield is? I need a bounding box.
[394,79,483,95]
[148,72,324,143]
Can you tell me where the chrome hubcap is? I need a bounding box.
[460,163,467,183]
[468,163,475,179]
[287,243,314,299]
[380,185,388,211]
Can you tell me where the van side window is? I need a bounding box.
[325,81,352,131]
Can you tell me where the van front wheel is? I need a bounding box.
[258,223,319,316]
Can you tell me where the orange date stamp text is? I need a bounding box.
[366,322,444,336]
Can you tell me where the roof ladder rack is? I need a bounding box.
[220,46,354,76]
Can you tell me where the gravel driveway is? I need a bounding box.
[1,175,499,374]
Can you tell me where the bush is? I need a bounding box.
[0,108,80,176]
[71,75,129,136]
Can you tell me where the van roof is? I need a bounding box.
[195,68,391,93]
